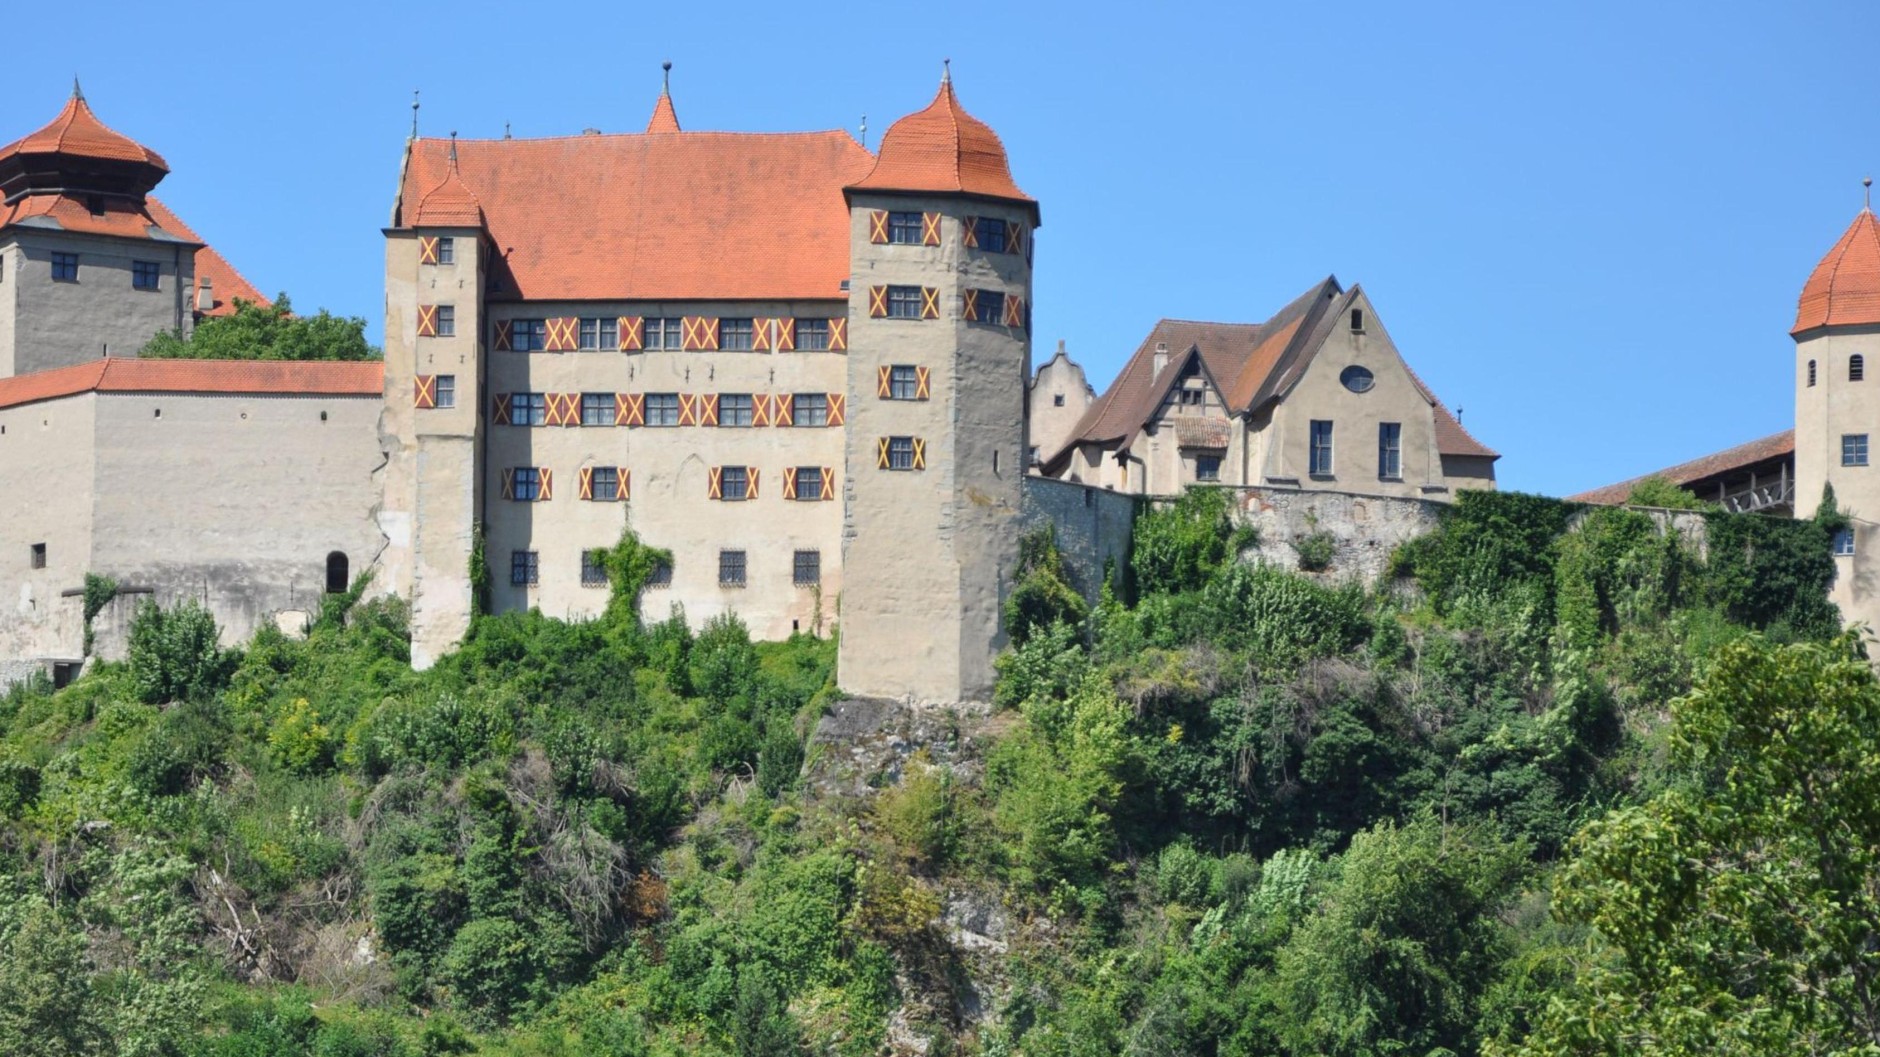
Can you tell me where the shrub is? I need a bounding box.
[1004,526,1089,645]
[268,697,336,773]
[1201,564,1368,666]
[127,598,232,703]
[1131,488,1253,597]
[872,753,957,866]
[439,917,539,1026]
[126,698,231,796]
[0,760,40,818]
[1292,530,1337,572]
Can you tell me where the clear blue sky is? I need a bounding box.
[23,1,1875,496]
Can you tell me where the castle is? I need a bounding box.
[0,72,1509,700]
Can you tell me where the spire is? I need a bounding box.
[448,130,459,167]
[72,75,84,103]
[1865,176,1872,213]
[646,61,681,133]
[942,58,951,86]
[410,89,420,140]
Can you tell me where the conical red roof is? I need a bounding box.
[848,77,1030,206]
[1795,207,1880,335]
[0,90,167,172]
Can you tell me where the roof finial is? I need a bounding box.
[72,75,85,103]
[942,58,951,85]
[859,114,867,149]
[448,130,459,167]
[662,60,672,94]
[410,89,420,140]
[1865,176,1872,212]
[504,121,512,140]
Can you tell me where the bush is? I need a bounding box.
[1004,526,1089,644]
[1131,488,1253,597]
[438,917,539,1027]
[126,698,231,796]
[1201,564,1368,666]
[1292,530,1337,572]
[127,598,232,704]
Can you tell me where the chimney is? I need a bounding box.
[1153,341,1169,380]
[195,278,214,314]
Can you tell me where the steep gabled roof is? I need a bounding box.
[0,358,382,411]
[1794,207,1880,334]
[142,198,268,317]
[1569,430,1795,505]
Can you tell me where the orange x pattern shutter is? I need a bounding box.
[962,216,979,249]
[544,317,579,352]
[1004,294,1024,327]
[962,289,978,319]
[1006,222,1024,255]
[618,316,644,351]
[491,394,512,425]
[920,287,940,320]
[579,467,595,501]
[752,318,773,352]
[828,318,847,350]
[543,393,564,426]
[414,375,437,409]
[417,304,439,337]
[678,394,698,426]
[819,467,835,500]
[615,393,643,426]
[912,439,926,470]
[699,394,720,427]
[501,468,515,500]
[748,467,759,499]
[774,394,794,427]
[418,236,440,264]
[774,318,795,351]
[827,393,846,425]
[869,210,890,244]
[876,365,893,398]
[617,469,630,500]
[876,438,891,469]
[783,467,797,498]
[921,212,942,246]
[752,394,772,428]
[708,466,723,500]
[915,366,932,400]
[493,320,514,351]
[868,286,889,318]
[539,468,553,500]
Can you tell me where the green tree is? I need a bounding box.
[126,598,232,703]
[1622,475,1713,510]
[0,897,105,1056]
[141,295,378,360]
[1003,525,1089,645]
[1130,487,1253,597]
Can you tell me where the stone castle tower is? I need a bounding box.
[1793,190,1880,634]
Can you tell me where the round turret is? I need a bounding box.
[1794,205,1880,335]
[847,71,1033,211]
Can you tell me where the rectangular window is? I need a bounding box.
[719,549,747,586]
[1196,454,1222,482]
[794,466,822,501]
[131,260,161,290]
[793,549,821,586]
[718,394,754,427]
[437,237,455,264]
[646,559,673,587]
[1835,528,1856,556]
[510,319,547,351]
[1845,433,1870,467]
[581,550,608,587]
[1378,422,1403,479]
[581,392,614,426]
[511,467,542,501]
[720,318,755,351]
[973,216,1007,252]
[591,466,621,501]
[1309,420,1334,476]
[888,211,924,245]
[645,393,680,427]
[578,317,618,350]
[510,550,539,586]
[645,318,682,350]
[889,365,919,400]
[436,304,456,337]
[795,318,830,350]
[51,252,78,282]
[510,392,547,426]
[887,286,923,319]
[721,466,750,500]
[971,289,1002,323]
[436,374,456,408]
[30,543,46,569]
[889,436,915,470]
[793,393,828,426]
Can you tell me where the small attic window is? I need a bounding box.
[1809,360,1817,387]
[1853,355,1866,382]
[1350,309,1364,332]
[1341,365,1375,393]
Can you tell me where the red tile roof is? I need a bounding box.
[396,127,876,301]
[647,91,681,134]
[0,90,168,171]
[1794,208,1880,334]
[0,193,179,240]
[0,358,381,411]
[1568,430,1795,505]
[848,77,1032,208]
[411,156,485,228]
[142,198,269,317]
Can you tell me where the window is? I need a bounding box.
[30,543,46,570]
[889,365,919,400]
[325,551,349,593]
[888,211,924,244]
[582,392,614,426]
[719,394,754,427]
[970,289,1002,323]
[1853,355,1866,382]
[1835,528,1856,557]
[888,436,916,470]
[591,466,622,501]
[646,560,672,587]
[579,317,618,350]
[1350,308,1365,332]
[645,318,683,350]
[645,393,680,426]
[510,550,539,586]
[132,260,160,290]
[793,393,828,426]
[437,304,456,337]
[1378,422,1403,479]
[1340,365,1375,393]
[795,318,830,350]
[721,466,750,500]
[510,319,547,351]
[581,550,608,587]
[719,549,747,586]
[1196,455,1222,482]
[720,318,755,351]
[793,549,821,585]
[1809,359,1818,387]
[436,375,456,408]
[1309,420,1334,476]
[51,252,78,282]
[1176,387,1205,407]
[887,286,923,319]
[973,216,1007,252]
[509,392,547,426]
[794,466,822,501]
[1844,433,1869,467]
[511,467,543,500]
[437,237,455,264]
[1053,393,1065,407]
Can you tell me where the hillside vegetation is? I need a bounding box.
[0,490,1870,1056]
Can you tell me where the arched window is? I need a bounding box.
[325,552,349,594]
[1852,355,1865,382]
[1809,359,1818,387]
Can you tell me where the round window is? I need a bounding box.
[1341,365,1375,393]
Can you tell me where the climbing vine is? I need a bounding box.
[80,573,118,657]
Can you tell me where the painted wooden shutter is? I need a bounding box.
[1006,221,1024,255]
[751,394,772,428]
[414,375,437,409]
[682,316,718,351]
[915,366,932,400]
[708,466,723,500]
[920,287,940,320]
[1004,294,1024,327]
[774,394,794,427]
[491,394,512,425]
[876,365,893,399]
[912,439,926,470]
[615,393,644,427]
[418,236,440,264]
[819,467,835,500]
[618,316,644,351]
[876,438,891,469]
[544,317,578,352]
[774,318,795,351]
[493,320,514,351]
[921,212,942,246]
[868,210,890,244]
[961,216,979,249]
[962,289,978,320]
[539,468,553,501]
[543,393,564,426]
[678,394,698,427]
[417,304,439,337]
[868,286,889,318]
[699,394,720,427]
[783,467,798,499]
[827,393,846,426]
[579,466,595,501]
[501,467,515,500]
[828,317,848,351]
[617,469,630,501]
[752,318,774,352]
[748,467,759,499]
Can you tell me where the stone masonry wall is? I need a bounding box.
[1019,477,1136,599]
[1223,485,1443,583]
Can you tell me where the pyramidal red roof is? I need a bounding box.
[0,88,167,171]
[1794,207,1880,334]
[647,91,681,134]
[848,75,1031,208]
